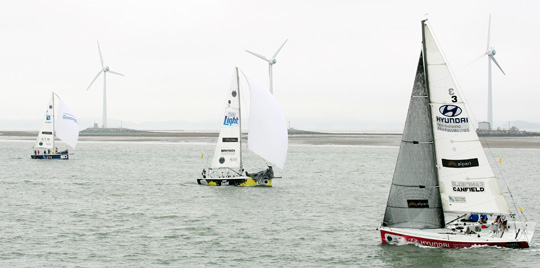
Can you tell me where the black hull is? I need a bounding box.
[31,153,69,160]
[197,177,271,187]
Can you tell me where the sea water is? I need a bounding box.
[1,138,540,267]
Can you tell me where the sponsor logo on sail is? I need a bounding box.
[439,105,462,117]
[46,115,51,120]
[452,181,485,192]
[231,90,237,97]
[223,111,239,126]
[221,149,235,155]
[219,157,225,164]
[222,137,238,142]
[442,158,479,168]
[436,105,470,133]
[62,113,78,124]
[435,116,470,132]
[449,196,466,203]
[407,199,429,208]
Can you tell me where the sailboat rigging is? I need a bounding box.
[198,67,288,187]
[379,20,535,248]
[31,92,79,160]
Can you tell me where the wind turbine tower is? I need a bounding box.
[86,41,124,128]
[471,15,506,130]
[245,39,288,94]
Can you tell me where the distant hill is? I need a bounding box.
[507,120,540,132]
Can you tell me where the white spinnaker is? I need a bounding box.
[242,71,288,169]
[34,94,55,151]
[210,70,242,169]
[55,94,80,149]
[423,22,510,214]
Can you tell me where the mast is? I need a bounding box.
[236,67,243,171]
[421,19,445,224]
[421,20,430,96]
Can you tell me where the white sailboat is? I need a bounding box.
[31,92,79,160]
[198,67,288,187]
[379,20,535,248]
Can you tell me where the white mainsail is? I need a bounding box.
[210,69,242,169]
[423,23,510,214]
[242,71,288,169]
[34,94,55,151]
[55,94,80,149]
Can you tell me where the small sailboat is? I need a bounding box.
[198,67,288,187]
[31,92,79,160]
[379,20,535,248]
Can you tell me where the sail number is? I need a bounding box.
[449,88,458,103]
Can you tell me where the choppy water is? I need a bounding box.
[1,138,540,267]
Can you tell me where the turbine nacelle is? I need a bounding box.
[245,39,288,94]
[487,48,496,56]
[104,66,110,72]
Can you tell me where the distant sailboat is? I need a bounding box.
[31,92,79,160]
[379,20,535,248]
[198,67,288,187]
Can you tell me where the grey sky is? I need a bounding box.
[1,0,539,131]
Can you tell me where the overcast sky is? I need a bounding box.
[1,0,539,131]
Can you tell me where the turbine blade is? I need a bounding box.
[486,14,491,51]
[489,55,506,75]
[245,50,270,62]
[272,39,288,59]
[97,41,104,68]
[464,53,486,68]
[87,70,103,91]
[108,70,124,76]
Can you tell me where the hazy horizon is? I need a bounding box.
[2,1,539,132]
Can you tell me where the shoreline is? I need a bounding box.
[2,131,540,148]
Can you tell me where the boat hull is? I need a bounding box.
[31,154,68,160]
[197,177,272,187]
[380,226,533,249]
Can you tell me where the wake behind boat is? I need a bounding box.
[31,92,79,160]
[198,67,288,187]
[379,20,535,248]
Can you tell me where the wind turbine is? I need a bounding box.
[245,39,288,94]
[86,41,123,128]
[469,15,506,130]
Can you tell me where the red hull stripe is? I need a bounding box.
[380,229,529,249]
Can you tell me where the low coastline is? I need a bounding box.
[2,130,540,148]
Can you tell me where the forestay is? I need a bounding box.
[242,71,288,169]
[423,23,510,214]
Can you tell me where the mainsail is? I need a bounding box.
[243,71,288,169]
[423,22,510,214]
[210,69,242,170]
[34,94,55,151]
[55,94,79,149]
